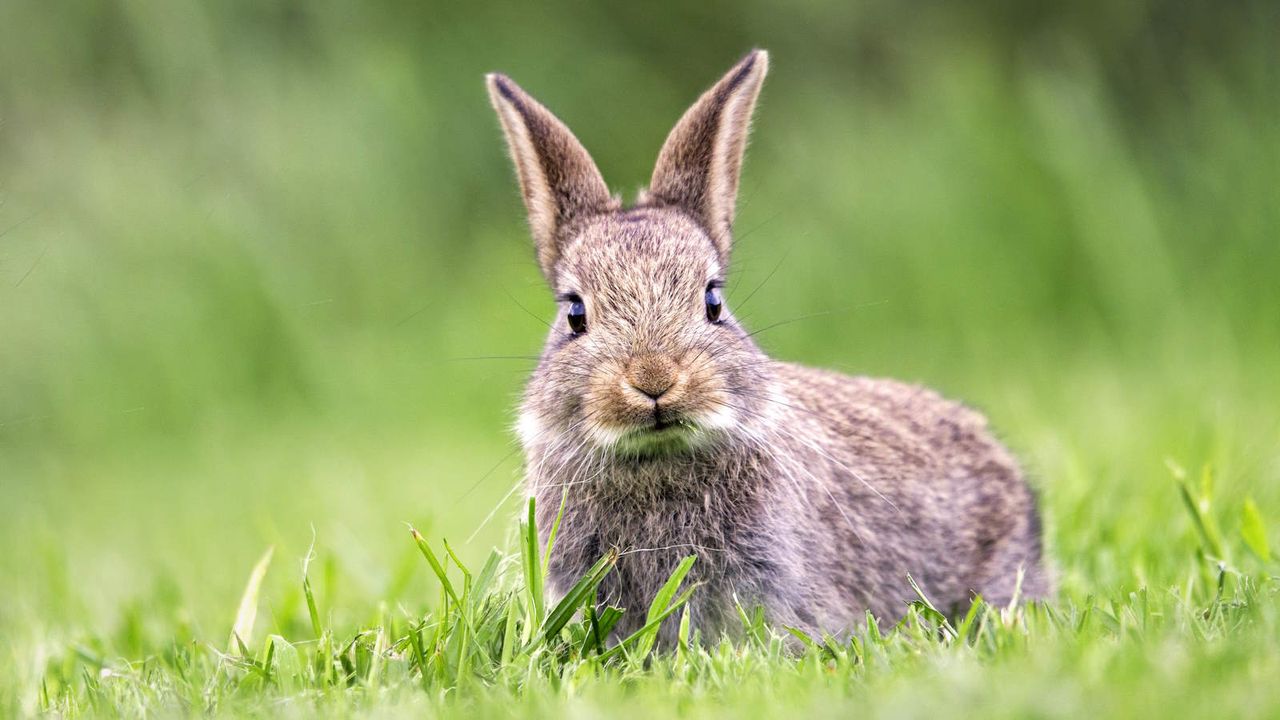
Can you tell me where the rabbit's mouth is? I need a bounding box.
[612,418,701,457]
[653,405,686,431]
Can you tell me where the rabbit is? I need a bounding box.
[485,49,1051,644]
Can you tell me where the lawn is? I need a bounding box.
[2,1,1278,717]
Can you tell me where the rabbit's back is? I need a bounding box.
[774,363,1051,623]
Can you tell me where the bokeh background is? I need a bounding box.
[1,0,1277,661]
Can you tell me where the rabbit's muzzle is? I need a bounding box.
[579,349,733,455]
[618,354,693,430]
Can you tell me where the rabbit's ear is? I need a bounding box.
[646,50,768,261]
[487,73,615,279]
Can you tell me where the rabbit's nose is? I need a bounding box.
[630,379,673,400]
[626,356,677,400]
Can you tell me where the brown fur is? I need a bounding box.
[486,50,1051,643]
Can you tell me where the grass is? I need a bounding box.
[3,1,1279,717]
[24,483,1280,718]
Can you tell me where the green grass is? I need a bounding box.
[2,0,1279,717]
[23,488,1280,718]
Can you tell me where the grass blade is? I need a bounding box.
[471,549,503,601]
[955,596,986,642]
[268,635,303,695]
[1242,496,1271,561]
[411,527,461,606]
[541,549,618,643]
[442,538,473,594]
[500,601,519,666]
[1178,480,1223,558]
[633,555,696,659]
[520,498,545,628]
[906,574,957,640]
[785,625,821,650]
[675,605,692,662]
[228,547,274,654]
[582,605,625,655]
[302,546,323,640]
[542,487,569,570]
[598,584,698,663]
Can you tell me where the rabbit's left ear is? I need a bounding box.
[646,50,768,262]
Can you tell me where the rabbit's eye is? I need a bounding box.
[705,284,724,323]
[566,296,587,334]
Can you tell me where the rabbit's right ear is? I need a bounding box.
[646,50,768,263]
[487,74,615,280]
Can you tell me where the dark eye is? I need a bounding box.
[566,295,587,334]
[705,284,724,323]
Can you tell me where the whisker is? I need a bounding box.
[731,249,789,314]
[450,445,522,508]
[617,543,724,557]
[504,289,554,330]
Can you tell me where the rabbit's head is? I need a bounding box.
[488,50,776,457]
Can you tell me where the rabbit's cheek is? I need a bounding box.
[686,390,737,432]
[583,420,628,448]
[674,359,728,412]
[515,409,545,449]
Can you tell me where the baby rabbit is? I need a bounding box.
[486,50,1050,642]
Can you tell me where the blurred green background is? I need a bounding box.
[1,0,1277,662]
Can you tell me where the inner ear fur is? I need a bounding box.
[486,73,616,279]
[645,49,769,263]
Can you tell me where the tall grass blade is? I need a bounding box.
[442,538,473,593]
[633,555,696,658]
[582,605,625,655]
[1177,479,1225,558]
[598,584,697,663]
[541,549,618,643]
[542,487,569,570]
[471,549,503,601]
[955,596,986,642]
[1242,496,1271,561]
[302,547,323,640]
[520,498,545,628]
[675,605,692,663]
[411,527,461,606]
[228,547,274,654]
[500,602,519,666]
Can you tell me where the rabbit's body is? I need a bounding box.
[488,50,1050,642]
[527,362,1048,641]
